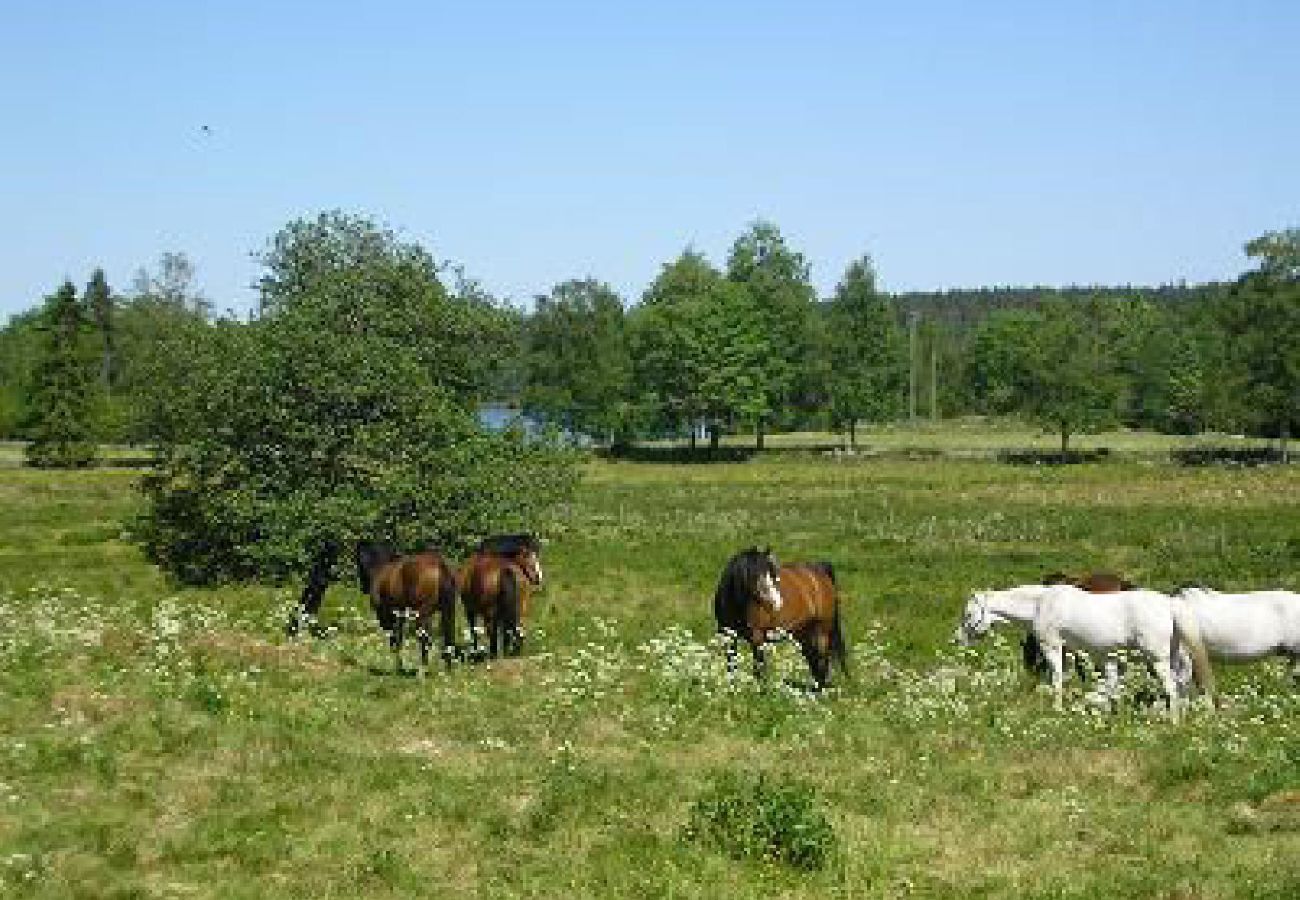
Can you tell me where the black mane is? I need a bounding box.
[713,547,778,632]
[477,533,540,556]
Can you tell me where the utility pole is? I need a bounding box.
[930,335,938,421]
[908,311,919,422]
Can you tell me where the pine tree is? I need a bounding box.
[85,268,114,389]
[24,281,99,467]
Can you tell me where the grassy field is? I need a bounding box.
[2,452,1299,898]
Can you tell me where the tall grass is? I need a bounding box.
[1,455,1298,897]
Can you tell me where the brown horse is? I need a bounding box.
[1023,571,1135,680]
[458,534,543,659]
[356,541,459,674]
[713,546,848,690]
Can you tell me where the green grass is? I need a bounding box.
[2,454,1299,897]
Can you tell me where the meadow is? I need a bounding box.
[2,445,1299,898]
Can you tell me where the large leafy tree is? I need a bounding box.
[24,281,101,467]
[112,253,216,445]
[525,279,633,443]
[726,221,818,446]
[631,250,768,448]
[135,212,577,630]
[967,299,1125,453]
[825,256,906,447]
[1216,229,1300,454]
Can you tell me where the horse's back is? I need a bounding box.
[1041,586,1173,648]
[778,563,838,620]
[402,551,453,603]
[1182,589,1300,655]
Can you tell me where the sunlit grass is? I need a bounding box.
[1,455,1298,897]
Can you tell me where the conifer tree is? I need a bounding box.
[24,281,99,467]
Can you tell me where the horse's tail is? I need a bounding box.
[438,561,459,663]
[829,599,850,677]
[1171,596,1215,703]
[499,564,523,654]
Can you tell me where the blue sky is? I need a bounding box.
[2,1,1297,322]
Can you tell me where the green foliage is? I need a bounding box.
[632,250,769,443]
[726,222,819,439]
[135,211,578,584]
[526,279,634,442]
[84,268,114,390]
[825,256,906,443]
[1214,233,1300,442]
[24,281,101,467]
[966,300,1125,451]
[683,772,838,871]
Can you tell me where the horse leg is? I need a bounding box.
[798,628,832,691]
[415,609,432,679]
[1103,656,1121,710]
[390,614,405,675]
[1043,638,1066,711]
[750,636,767,684]
[1151,654,1180,721]
[464,605,481,661]
[721,629,739,677]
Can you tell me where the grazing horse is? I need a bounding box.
[458,534,543,659]
[1172,587,1300,688]
[1023,571,1136,681]
[713,547,848,690]
[955,584,1214,719]
[356,541,459,674]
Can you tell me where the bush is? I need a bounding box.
[682,772,837,870]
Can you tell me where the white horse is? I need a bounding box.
[1172,587,1300,687]
[955,584,1214,719]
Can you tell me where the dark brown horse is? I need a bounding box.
[458,534,543,659]
[356,541,459,674]
[1023,571,1136,680]
[713,547,848,690]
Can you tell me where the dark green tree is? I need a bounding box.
[825,256,906,447]
[726,221,817,447]
[1216,229,1300,456]
[525,279,633,443]
[967,300,1126,453]
[24,281,100,467]
[85,268,114,389]
[632,250,768,449]
[134,212,578,632]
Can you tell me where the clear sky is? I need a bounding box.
[2,1,1297,322]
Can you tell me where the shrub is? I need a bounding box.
[682,772,837,870]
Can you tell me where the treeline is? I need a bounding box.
[3,218,1298,465]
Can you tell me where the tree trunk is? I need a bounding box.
[709,423,721,453]
[849,420,857,451]
[756,418,766,451]
[1060,426,1070,458]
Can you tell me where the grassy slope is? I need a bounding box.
[1,453,1299,898]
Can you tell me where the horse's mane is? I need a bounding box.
[477,533,540,556]
[714,548,774,629]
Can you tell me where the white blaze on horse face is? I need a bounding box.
[531,554,544,586]
[760,571,783,611]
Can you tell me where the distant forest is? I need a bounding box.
[3,215,1296,465]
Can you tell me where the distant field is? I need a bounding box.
[644,420,1270,454]
[2,455,1299,897]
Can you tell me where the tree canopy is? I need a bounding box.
[134,213,577,609]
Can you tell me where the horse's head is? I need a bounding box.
[954,592,991,645]
[737,546,782,612]
[478,533,543,586]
